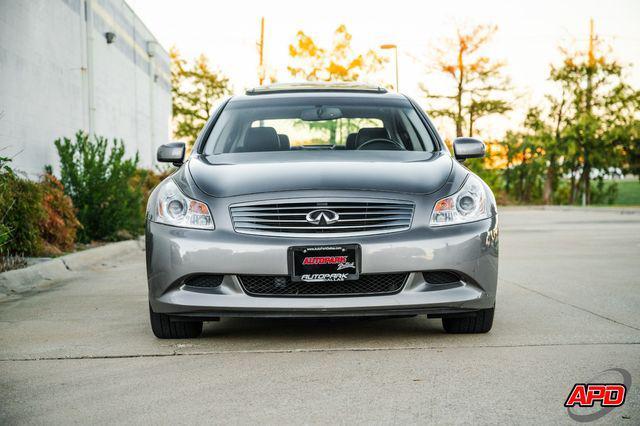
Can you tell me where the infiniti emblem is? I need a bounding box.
[305,209,340,225]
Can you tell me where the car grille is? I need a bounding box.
[238,273,409,297]
[229,199,414,237]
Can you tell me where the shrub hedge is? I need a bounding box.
[0,171,45,255]
[1,132,166,262]
[39,169,81,254]
[55,131,144,242]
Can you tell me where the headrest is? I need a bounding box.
[243,127,280,152]
[278,134,290,150]
[355,127,390,148]
[345,133,358,150]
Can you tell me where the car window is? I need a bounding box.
[203,98,436,155]
[249,118,383,148]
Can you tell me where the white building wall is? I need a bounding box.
[0,0,171,177]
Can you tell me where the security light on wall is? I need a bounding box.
[105,32,116,44]
[147,41,158,57]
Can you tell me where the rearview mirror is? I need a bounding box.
[300,106,343,121]
[453,137,485,161]
[157,142,186,166]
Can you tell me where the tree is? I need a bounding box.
[420,24,511,138]
[171,48,231,145]
[287,25,387,145]
[546,29,640,204]
[491,22,640,206]
[521,96,568,204]
[501,116,549,204]
[288,25,386,83]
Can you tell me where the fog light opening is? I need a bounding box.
[422,271,461,285]
[183,274,224,288]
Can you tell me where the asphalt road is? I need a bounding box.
[1,208,639,424]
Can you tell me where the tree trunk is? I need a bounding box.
[455,45,464,138]
[582,162,591,205]
[455,96,463,137]
[504,167,511,194]
[569,168,577,204]
[543,154,555,205]
[546,96,565,205]
[518,154,527,203]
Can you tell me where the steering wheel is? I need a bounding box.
[357,138,405,151]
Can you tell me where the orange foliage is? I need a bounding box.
[287,25,386,83]
[39,173,81,253]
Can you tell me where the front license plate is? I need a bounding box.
[289,245,360,282]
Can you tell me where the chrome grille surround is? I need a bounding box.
[229,198,415,237]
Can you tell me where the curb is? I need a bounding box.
[0,238,145,302]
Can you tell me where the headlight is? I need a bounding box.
[155,179,214,229]
[430,175,489,227]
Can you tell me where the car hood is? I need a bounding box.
[188,151,453,197]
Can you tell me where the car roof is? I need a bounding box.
[245,82,388,95]
[232,83,408,106]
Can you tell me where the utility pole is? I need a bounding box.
[588,18,595,67]
[394,46,399,92]
[380,44,399,92]
[258,17,265,86]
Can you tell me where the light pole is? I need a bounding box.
[257,17,265,85]
[380,44,398,92]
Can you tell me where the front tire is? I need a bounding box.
[149,304,203,339]
[442,308,494,333]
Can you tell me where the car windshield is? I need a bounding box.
[202,96,437,155]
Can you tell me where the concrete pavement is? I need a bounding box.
[0,239,144,302]
[1,208,639,424]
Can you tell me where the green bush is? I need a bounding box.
[0,221,9,250]
[590,178,618,205]
[0,154,13,249]
[131,168,172,222]
[55,131,143,242]
[0,172,45,255]
[465,158,503,192]
[0,155,46,257]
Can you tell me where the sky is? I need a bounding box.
[127,0,640,139]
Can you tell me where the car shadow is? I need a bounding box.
[198,315,448,342]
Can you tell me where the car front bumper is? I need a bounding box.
[146,214,499,318]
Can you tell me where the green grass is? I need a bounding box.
[613,180,640,205]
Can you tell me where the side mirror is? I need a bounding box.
[157,142,186,166]
[453,137,485,161]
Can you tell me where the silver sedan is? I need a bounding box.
[146,83,498,338]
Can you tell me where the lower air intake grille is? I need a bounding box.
[238,274,408,297]
[184,274,224,288]
[422,271,460,285]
